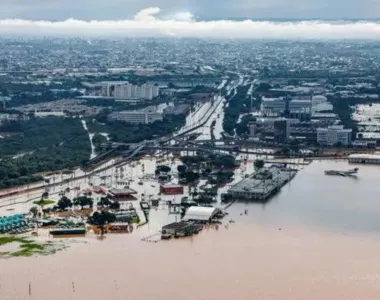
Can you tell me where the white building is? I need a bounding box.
[349,153,380,164]
[312,95,328,106]
[261,97,312,118]
[317,125,352,146]
[108,107,163,124]
[101,81,159,100]
[261,97,285,114]
[289,99,312,117]
[182,206,221,222]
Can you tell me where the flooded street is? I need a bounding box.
[81,119,96,160]
[2,160,380,299]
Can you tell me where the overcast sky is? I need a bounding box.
[1,1,380,38]
[1,0,380,20]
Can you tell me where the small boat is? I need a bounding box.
[324,168,359,177]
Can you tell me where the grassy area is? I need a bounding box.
[10,243,45,257]
[0,236,33,246]
[0,236,47,258]
[33,199,55,206]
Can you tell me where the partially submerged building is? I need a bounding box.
[226,166,297,202]
[160,184,184,195]
[161,221,202,239]
[182,206,222,222]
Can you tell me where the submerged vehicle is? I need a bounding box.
[324,168,359,177]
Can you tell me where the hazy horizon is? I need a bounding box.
[1,7,380,39]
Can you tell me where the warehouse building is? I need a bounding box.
[182,206,222,222]
[226,167,297,202]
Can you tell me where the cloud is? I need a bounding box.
[134,7,161,21]
[0,7,380,39]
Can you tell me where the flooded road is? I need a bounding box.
[2,160,380,299]
[81,119,96,160]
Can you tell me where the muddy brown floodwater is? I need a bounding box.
[2,224,380,300]
[2,160,380,299]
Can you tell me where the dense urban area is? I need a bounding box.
[2,35,380,299]
[0,39,379,253]
[1,39,379,188]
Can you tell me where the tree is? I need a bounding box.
[98,197,112,207]
[183,171,200,183]
[281,147,291,156]
[30,206,39,218]
[177,165,187,173]
[74,196,94,210]
[254,159,265,171]
[157,165,171,173]
[110,201,120,210]
[88,211,116,225]
[57,196,72,211]
[256,82,272,92]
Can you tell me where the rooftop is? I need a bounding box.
[228,167,297,194]
[182,206,221,221]
[349,153,380,160]
[109,188,137,195]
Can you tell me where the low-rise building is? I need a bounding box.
[317,125,352,146]
[261,97,312,118]
[226,167,297,202]
[261,97,285,114]
[108,106,163,124]
[100,81,159,100]
[182,206,221,222]
[160,184,184,195]
[349,153,380,164]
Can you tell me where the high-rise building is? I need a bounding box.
[100,82,159,100]
[317,125,352,146]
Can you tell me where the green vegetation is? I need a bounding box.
[223,85,251,135]
[328,95,359,138]
[180,171,200,183]
[236,115,256,137]
[57,196,73,211]
[88,211,116,225]
[73,196,94,210]
[156,165,171,173]
[88,114,186,144]
[98,197,120,210]
[11,243,45,257]
[0,236,48,258]
[254,159,265,171]
[208,171,235,185]
[0,117,91,189]
[180,154,237,169]
[29,206,39,218]
[92,133,108,153]
[33,199,55,206]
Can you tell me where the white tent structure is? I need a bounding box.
[182,206,221,222]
